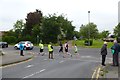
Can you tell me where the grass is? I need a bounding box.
[72,40,114,48]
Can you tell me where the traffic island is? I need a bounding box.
[0,53,34,67]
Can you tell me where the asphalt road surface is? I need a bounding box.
[2,45,113,78]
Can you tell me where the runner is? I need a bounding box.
[39,42,45,56]
[63,41,72,58]
[74,44,79,58]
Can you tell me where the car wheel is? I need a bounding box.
[24,46,27,50]
[14,46,18,50]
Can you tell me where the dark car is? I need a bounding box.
[0,42,8,48]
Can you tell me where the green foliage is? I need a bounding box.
[79,23,99,39]
[13,19,25,31]
[73,31,80,39]
[114,23,120,37]
[42,14,75,43]
[13,19,25,38]
[99,30,110,38]
[2,36,17,44]
[42,14,61,43]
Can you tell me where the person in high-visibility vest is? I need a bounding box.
[39,42,45,56]
[48,42,53,59]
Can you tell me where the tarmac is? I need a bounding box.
[0,50,119,79]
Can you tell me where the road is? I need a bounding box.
[2,46,113,78]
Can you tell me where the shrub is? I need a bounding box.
[2,36,17,44]
[84,39,93,46]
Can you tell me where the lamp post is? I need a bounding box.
[88,11,90,46]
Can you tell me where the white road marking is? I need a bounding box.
[59,61,64,63]
[81,56,92,58]
[23,69,46,78]
[25,65,34,68]
[44,59,47,60]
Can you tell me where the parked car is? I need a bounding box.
[0,42,8,48]
[14,41,34,50]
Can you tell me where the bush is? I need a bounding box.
[2,36,17,44]
[84,39,93,46]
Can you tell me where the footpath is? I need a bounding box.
[98,64,118,79]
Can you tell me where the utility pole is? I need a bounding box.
[88,11,90,46]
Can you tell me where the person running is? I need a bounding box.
[48,42,54,59]
[59,42,63,53]
[58,41,63,57]
[74,44,79,58]
[63,41,72,58]
[74,44,78,53]
[39,42,45,56]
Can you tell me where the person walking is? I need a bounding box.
[111,40,120,66]
[48,42,54,59]
[100,41,107,66]
[39,42,45,56]
[19,43,24,56]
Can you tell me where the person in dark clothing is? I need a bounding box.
[112,40,120,66]
[100,42,107,66]
[59,42,63,53]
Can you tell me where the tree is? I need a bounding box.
[114,23,120,37]
[13,19,25,31]
[56,15,75,40]
[99,30,110,38]
[73,31,80,39]
[42,14,75,43]
[13,19,25,38]
[79,23,99,39]
[42,15,61,43]
[25,9,43,36]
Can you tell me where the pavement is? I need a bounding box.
[0,51,34,67]
[98,63,119,79]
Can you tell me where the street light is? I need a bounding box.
[88,11,90,23]
[88,11,90,46]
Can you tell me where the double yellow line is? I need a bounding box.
[91,65,101,80]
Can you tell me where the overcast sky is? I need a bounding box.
[0,0,119,34]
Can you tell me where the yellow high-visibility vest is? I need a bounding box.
[48,44,53,52]
[39,43,44,49]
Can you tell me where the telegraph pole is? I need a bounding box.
[88,11,90,46]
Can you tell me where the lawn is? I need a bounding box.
[72,40,114,48]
